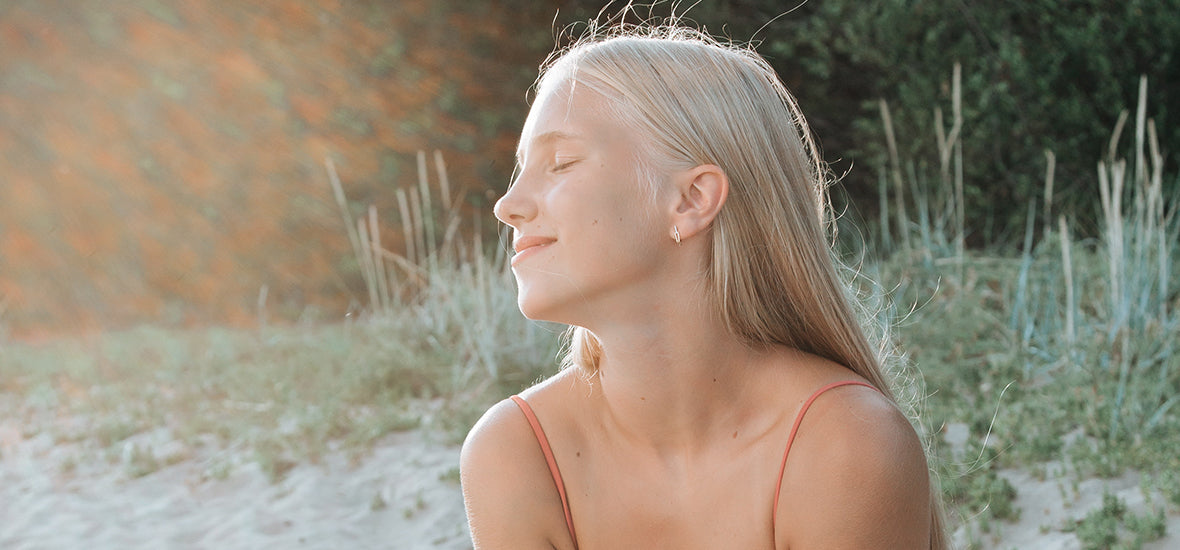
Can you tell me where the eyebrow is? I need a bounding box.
[515,131,585,164]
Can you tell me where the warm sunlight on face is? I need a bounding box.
[493,81,670,327]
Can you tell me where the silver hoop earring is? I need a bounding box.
[672,225,681,244]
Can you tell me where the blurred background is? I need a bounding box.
[3,4,1179,547]
[1,0,1176,339]
[1,0,552,337]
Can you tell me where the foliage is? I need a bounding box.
[938,454,1020,531]
[622,0,1180,244]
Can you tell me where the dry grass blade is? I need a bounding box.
[1108,110,1129,161]
[1134,76,1148,186]
[409,187,426,269]
[325,158,375,299]
[416,151,437,263]
[356,218,380,311]
[434,149,452,210]
[1059,215,1074,347]
[1042,151,1056,239]
[432,153,468,261]
[257,284,269,334]
[879,98,911,252]
[933,63,964,266]
[368,205,391,313]
[396,188,415,270]
[878,167,892,251]
[951,63,965,277]
[372,246,429,288]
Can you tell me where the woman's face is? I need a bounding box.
[494,80,671,325]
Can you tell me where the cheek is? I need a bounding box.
[586,215,664,270]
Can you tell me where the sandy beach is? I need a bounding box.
[959,468,1180,549]
[0,420,470,550]
[2,416,1177,549]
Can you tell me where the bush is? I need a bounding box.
[596,0,1180,244]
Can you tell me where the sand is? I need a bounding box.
[0,421,471,550]
[954,467,1180,549]
[2,418,1176,549]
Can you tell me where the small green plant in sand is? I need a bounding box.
[1069,492,1166,550]
[438,466,461,485]
[938,451,1019,533]
[402,490,427,519]
[370,491,388,512]
[125,443,161,479]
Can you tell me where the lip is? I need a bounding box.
[511,236,556,265]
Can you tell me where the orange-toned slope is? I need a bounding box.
[0,0,549,338]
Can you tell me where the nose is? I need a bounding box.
[493,172,537,227]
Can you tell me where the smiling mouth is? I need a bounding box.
[511,236,555,264]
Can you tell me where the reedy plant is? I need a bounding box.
[324,151,560,414]
[871,70,1179,537]
[1092,77,1179,444]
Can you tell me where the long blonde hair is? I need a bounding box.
[536,23,948,549]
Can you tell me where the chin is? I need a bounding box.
[514,286,574,324]
[516,294,557,322]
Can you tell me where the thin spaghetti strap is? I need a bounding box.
[771,381,878,532]
[510,395,579,549]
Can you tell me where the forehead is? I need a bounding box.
[515,80,616,161]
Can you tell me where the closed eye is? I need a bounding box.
[552,159,579,173]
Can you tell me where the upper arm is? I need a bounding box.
[460,398,569,550]
[775,389,932,549]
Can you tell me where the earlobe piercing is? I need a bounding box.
[673,225,682,244]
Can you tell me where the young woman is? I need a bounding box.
[461,22,947,550]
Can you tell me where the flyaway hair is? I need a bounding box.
[537,18,948,549]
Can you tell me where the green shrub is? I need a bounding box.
[620,0,1180,243]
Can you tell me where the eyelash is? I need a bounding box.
[552,159,578,173]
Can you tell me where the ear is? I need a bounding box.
[669,164,728,241]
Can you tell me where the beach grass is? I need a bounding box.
[867,74,1179,547]
[0,151,562,484]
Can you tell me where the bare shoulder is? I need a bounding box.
[776,383,931,549]
[460,394,573,549]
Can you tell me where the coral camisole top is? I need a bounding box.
[510,380,877,549]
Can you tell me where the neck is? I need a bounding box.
[584,295,778,457]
